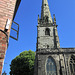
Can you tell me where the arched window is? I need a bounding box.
[70,55,75,75]
[45,28,50,36]
[46,57,57,75]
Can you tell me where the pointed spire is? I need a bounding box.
[41,0,53,23]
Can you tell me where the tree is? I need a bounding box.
[10,50,35,75]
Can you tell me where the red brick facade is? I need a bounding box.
[0,30,8,74]
[0,0,19,74]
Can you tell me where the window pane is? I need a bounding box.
[46,57,57,75]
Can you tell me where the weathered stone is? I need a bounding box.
[34,0,75,75]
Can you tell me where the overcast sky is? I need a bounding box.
[2,0,75,74]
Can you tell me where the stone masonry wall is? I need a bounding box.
[35,48,75,75]
[0,0,17,74]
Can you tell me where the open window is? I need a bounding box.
[10,21,19,41]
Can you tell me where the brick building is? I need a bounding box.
[0,0,21,75]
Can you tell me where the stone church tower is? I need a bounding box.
[34,0,75,75]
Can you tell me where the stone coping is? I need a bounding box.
[37,48,75,54]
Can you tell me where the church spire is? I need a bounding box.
[41,0,53,23]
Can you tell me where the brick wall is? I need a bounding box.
[0,0,18,74]
[0,30,8,74]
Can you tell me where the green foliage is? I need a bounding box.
[10,50,35,75]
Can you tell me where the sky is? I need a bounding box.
[2,0,75,75]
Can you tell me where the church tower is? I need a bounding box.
[37,0,60,50]
[34,0,75,75]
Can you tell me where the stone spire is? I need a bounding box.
[41,0,53,23]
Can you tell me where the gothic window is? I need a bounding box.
[70,55,75,75]
[46,57,57,75]
[45,28,50,36]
